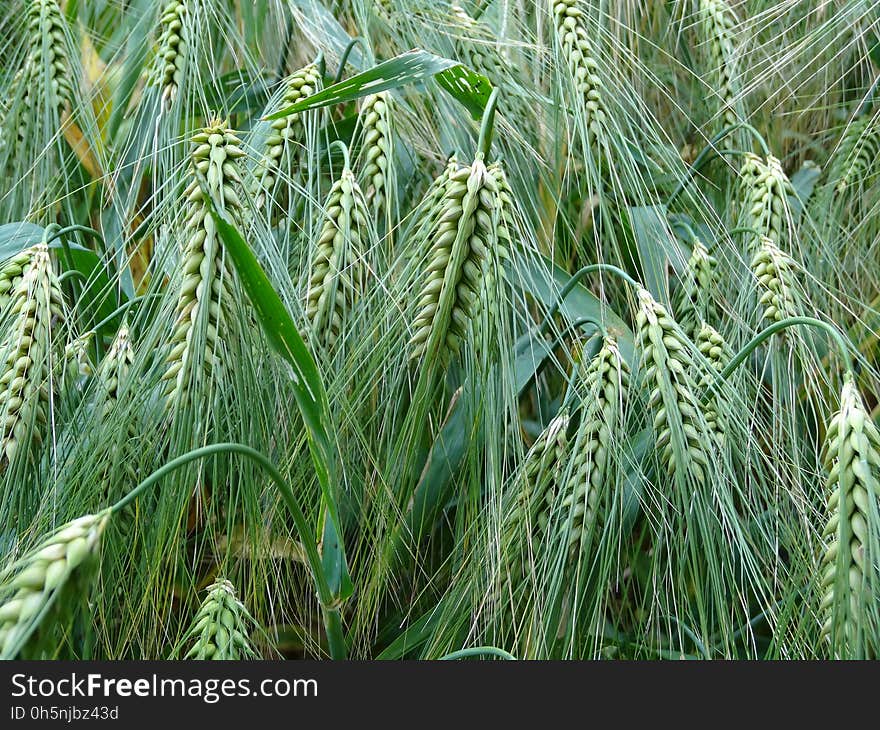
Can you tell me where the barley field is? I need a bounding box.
[0,0,878,660]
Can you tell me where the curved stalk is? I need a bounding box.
[111,442,348,660]
[706,317,855,398]
[334,38,369,83]
[478,88,501,159]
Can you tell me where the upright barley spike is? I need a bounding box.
[636,288,712,485]
[184,580,257,659]
[151,0,189,108]
[699,0,739,131]
[0,244,64,471]
[252,62,322,213]
[306,165,369,353]
[0,512,109,659]
[819,374,880,659]
[542,336,629,558]
[550,0,608,153]
[750,235,800,325]
[408,156,504,366]
[163,119,245,409]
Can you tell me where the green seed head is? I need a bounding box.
[0,511,109,659]
[184,579,257,660]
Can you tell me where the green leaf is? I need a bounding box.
[435,65,494,119]
[203,193,353,604]
[0,223,46,260]
[627,205,686,307]
[264,50,459,119]
[513,255,635,364]
[789,161,822,221]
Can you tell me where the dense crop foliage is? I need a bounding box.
[0,0,879,660]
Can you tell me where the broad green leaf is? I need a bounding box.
[0,223,46,260]
[790,161,822,221]
[264,50,459,119]
[435,65,494,119]
[513,255,635,365]
[203,194,353,603]
[627,205,687,307]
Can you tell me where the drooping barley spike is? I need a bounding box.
[542,336,629,558]
[674,238,719,340]
[408,155,502,366]
[0,243,64,472]
[636,288,712,485]
[150,0,189,108]
[252,62,322,213]
[0,511,109,659]
[356,91,395,226]
[818,374,880,658]
[739,153,795,247]
[408,156,459,250]
[163,120,245,409]
[23,0,74,121]
[184,579,257,659]
[830,116,880,199]
[550,0,609,154]
[450,4,508,84]
[504,410,571,580]
[698,0,740,131]
[750,235,801,325]
[97,325,134,406]
[696,323,731,447]
[305,166,369,353]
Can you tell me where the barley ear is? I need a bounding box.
[251,62,323,213]
[636,287,712,486]
[0,243,65,472]
[184,579,258,659]
[0,511,109,659]
[818,374,880,659]
[305,166,370,353]
[163,119,246,410]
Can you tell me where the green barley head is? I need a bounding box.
[819,374,880,659]
[184,579,257,659]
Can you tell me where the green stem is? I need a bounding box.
[438,646,516,661]
[110,443,348,660]
[329,140,351,171]
[44,224,105,250]
[710,316,855,391]
[667,123,771,206]
[478,88,501,159]
[527,263,640,345]
[334,38,369,83]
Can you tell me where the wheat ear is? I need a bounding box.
[699,0,740,131]
[151,0,190,107]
